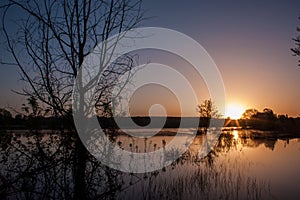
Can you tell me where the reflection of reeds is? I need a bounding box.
[121,136,272,200]
[124,153,271,200]
[0,130,272,199]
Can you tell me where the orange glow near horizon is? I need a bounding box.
[225,103,245,119]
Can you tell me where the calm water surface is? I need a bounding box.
[1,129,299,199]
[115,129,300,199]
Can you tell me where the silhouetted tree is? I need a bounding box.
[291,15,300,66]
[240,108,278,130]
[1,0,143,118]
[21,96,51,118]
[0,108,13,127]
[262,108,276,120]
[0,108,12,119]
[278,114,288,120]
[241,108,258,119]
[197,99,221,119]
[197,99,221,130]
[241,108,275,121]
[1,1,144,199]
[252,108,276,121]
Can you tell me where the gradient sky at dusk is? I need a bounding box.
[1,0,300,117]
[140,0,300,117]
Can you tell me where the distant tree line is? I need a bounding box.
[0,107,72,130]
[238,108,300,132]
[1,102,300,132]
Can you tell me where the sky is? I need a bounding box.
[139,0,300,117]
[0,0,300,117]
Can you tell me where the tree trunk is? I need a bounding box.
[73,136,88,200]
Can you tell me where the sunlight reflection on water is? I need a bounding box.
[1,129,300,199]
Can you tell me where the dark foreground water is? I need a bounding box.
[0,129,299,199]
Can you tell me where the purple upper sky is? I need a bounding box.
[1,0,300,116]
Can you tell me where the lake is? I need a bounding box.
[0,128,299,199]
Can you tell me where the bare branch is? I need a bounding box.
[1,0,144,117]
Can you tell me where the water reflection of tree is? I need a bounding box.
[214,130,279,153]
[1,1,144,199]
[0,132,123,199]
[240,137,277,151]
[0,132,274,199]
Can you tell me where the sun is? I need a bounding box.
[225,103,245,119]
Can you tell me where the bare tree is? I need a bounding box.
[1,0,143,118]
[1,1,144,199]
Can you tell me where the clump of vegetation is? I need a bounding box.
[238,108,300,132]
